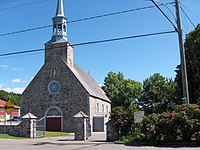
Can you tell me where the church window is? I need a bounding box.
[106,106,108,114]
[102,104,104,113]
[58,24,62,29]
[53,24,57,35]
[52,67,57,78]
[58,24,62,34]
[48,81,60,94]
[63,25,66,32]
[96,103,99,113]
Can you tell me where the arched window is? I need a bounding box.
[102,104,104,113]
[58,24,62,34]
[63,24,66,32]
[106,106,108,114]
[96,103,99,113]
[53,24,57,35]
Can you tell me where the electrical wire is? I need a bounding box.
[68,2,174,24]
[71,30,176,47]
[0,0,22,5]
[0,30,176,57]
[0,2,174,37]
[180,7,195,28]
[0,0,50,11]
[0,25,53,37]
[180,3,200,21]
[150,0,178,32]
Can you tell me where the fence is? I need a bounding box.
[34,117,45,138]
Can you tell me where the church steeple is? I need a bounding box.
[56,0,64,16]
[45,0,73,67]
[47,0,67,44]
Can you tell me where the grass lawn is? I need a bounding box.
[0,131,72,139]
[0,134,25,139]
[44,131,72,137]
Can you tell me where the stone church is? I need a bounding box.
[21,0,111,133]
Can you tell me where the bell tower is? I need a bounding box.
[45,0,73,67]
[52,0,67,41]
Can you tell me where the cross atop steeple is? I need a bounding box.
[46,0,67,44]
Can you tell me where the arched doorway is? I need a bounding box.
[44,106,63,132]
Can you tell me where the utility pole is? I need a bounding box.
[175,0,189,104]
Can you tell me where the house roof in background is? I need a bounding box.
[0,99,20,108]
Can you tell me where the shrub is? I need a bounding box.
[141,104,200,142]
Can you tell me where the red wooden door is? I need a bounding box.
[46,117,61,132]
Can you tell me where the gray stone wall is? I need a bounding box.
[106,119,119,142]
[45,42,73,67]
[21,54,90,132]
[0,118,36,138]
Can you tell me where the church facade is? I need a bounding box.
[21,0,111,133]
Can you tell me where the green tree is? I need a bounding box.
[175,24,200,104]
[142,73,178,113]
[102,71,143,109]
[0,90,21,106]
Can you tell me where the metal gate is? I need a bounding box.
[34,117,45,138]
[86,118,91,137]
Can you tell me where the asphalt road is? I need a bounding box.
[0,133,199,150]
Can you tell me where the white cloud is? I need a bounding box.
[0,64,23,71]
[11,78,27,83]
[0,83,4,88]
[11,67,23,71]
[0,83,25,94]
[2,88,25,94]
[0,64,8,70]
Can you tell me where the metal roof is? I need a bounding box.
[56,0,64,17]
[69,64,111,103]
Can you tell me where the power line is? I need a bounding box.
[0,0,50,11]
[0,25,53,37]
[68,2,174,23]
[180,7,195,28]
[0,2,174,37]
[0,30,176,57]
[180,3,200,21]
[71,30,176,47]
[0,0,22,5]
[150,0,178,32]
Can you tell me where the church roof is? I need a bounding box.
[0,99,20,109]
[69,64,110,103]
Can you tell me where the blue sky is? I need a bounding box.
[0,0,199,94]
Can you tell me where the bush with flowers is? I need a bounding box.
[111,106,136,136]
[141,104,200,142]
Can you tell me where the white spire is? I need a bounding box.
[56,0,64,16]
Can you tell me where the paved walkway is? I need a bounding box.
[0,133,199,150]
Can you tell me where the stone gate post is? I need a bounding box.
[21,113,37,138]
[73,111,90,140]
